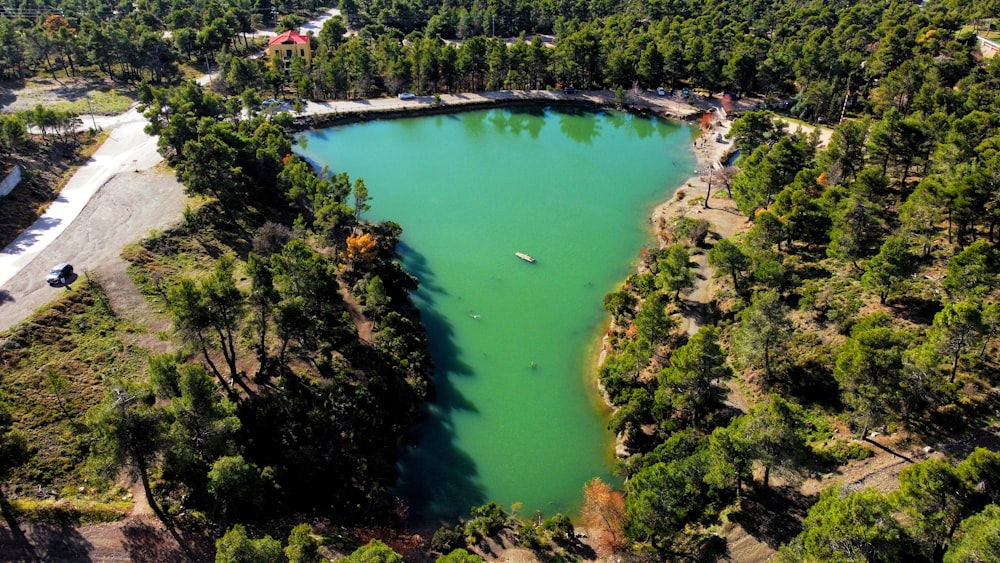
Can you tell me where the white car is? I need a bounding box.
[398,92,416,100]
[656,87,665,96]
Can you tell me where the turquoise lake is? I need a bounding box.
[296,106,695,524]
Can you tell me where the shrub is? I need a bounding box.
[669,216,711,246]
[431,525,465,553]
[816,439,873,466]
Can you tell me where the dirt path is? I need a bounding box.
[340,285,375,343]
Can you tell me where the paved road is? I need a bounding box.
[0,109,186,332]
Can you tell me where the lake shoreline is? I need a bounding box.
[289,89,710,131]
[594,113,740,457]
[294,90,739,466]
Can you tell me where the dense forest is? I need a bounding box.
[2,0,1000,560]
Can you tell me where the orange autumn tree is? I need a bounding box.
[581,477,627,557]
[699,112,714,130]
[344,232,378,267]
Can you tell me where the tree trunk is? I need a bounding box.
[198,334,233,395]
[949,349,960,384]
[763,343,772,383]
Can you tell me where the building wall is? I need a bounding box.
[0,165,22,197]
[266,42,312,69]
[978,36,1000,59]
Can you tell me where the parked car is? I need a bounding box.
[46,263,73,287]
[262,98,281,107]
[562,86,576,94]
[398,92,416,100]
[656,87,665,96]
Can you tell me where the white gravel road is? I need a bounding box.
[0,108,186,332]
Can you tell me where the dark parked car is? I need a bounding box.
[562,86,576,94]
[46,263,73,287]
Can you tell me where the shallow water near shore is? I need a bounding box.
[296,106,695,524]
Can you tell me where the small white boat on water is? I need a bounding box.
[515,252,536,263]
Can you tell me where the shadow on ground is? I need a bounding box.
[122,520,212,562]
[730,485,815,549]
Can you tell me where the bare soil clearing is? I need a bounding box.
[1,76,136,116]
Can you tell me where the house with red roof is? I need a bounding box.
[266,30,313,72]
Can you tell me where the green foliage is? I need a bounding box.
[861,236,917,305]
[733,134,815,216]
[741,395,808,488]
[625,460,700,545]
[517,521,540,547]
[894,458,972,559]
[603,289,637,324]
[161,361,241,506]
[943,241,1000,301]
[799,276,863,334]
[780,449,1000,562]
[215,524,284,563]
[927,300,985,383]
[945,504,1000,563]
[733,290,792,386]
[707,238,751,296]
[772,172,831,248]
[826,194,885,267]
[207,455,268,520]
[341,539,404,562]
[656,244,695,300]
[540,513,574,544]
[0,404,28,483]
[745,211,786,252]
[704,423,752,501]
[956,448,1000,508]
[465,502,507,540]
[0,113,28,155]
[667,216,711,247]
[436,548,485,563]
[780,487,910,563]
[285,523,324,563]
[431,525,465,554]
[729,111,786,152]
[655,326,731,428]
[833,316,911,435]
[633,293,674,348]
[815,440,874,466]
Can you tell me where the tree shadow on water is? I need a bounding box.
[393,245,486,527]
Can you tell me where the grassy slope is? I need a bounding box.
[0,281,147,521]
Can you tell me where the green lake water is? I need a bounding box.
[296,106,695,524]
